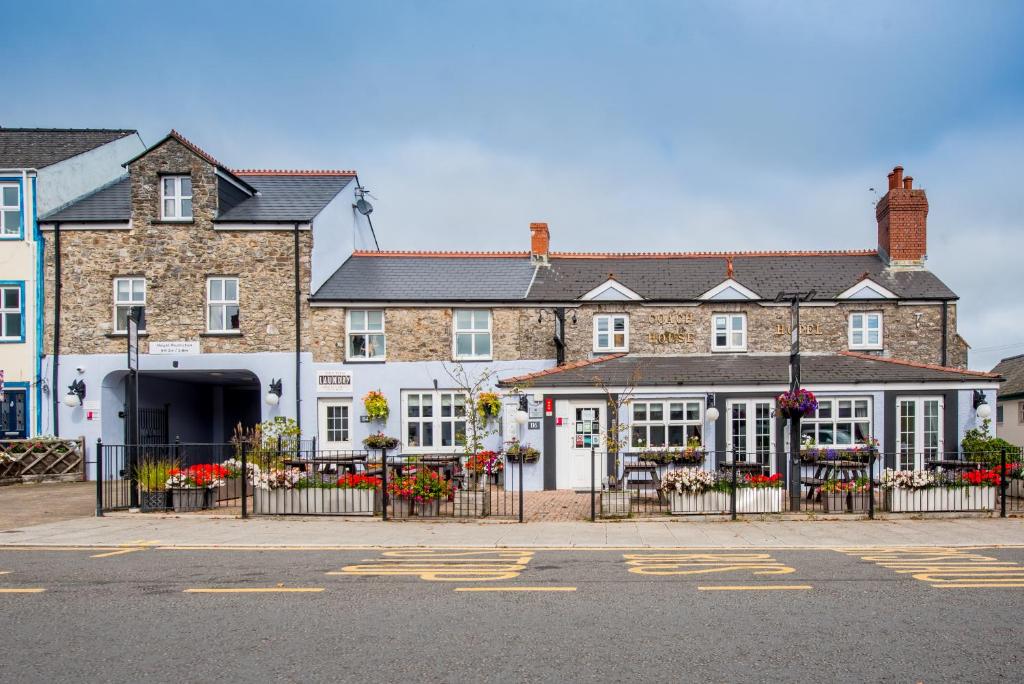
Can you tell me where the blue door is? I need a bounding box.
[1,389,27,439]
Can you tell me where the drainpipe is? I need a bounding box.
[52,222,61,436]
[941,301,949,366]
[294,222,302,436]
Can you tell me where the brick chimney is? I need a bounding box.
[876,165,929,266]
[530,222,550,263]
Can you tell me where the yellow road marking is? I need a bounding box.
[183,588,325,594]
[0,588,46,594]
[698,585,812,591]
[933,583,1024,588]
[839,547,1024,588]
[332,549,535,582]
[91,548,145,558]
[625,553,796,576]
[454,586,576,592]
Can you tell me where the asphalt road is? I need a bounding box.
[1,546,1022,683]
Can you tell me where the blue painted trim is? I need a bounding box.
[33,176,42,435]
[0,280,27,343]
[0,176,25,241]
[1,381,31,439]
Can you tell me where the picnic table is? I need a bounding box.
[717,461,766,478]
[800,458,870,500]
[283,455,368,475]
[621,458,663,502]
[924,459,982,472]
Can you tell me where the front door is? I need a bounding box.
[557,400,605,489]
[317,399,353,451]
[897,397,944,470]
[726,399,775,473]
[0,389,27,439]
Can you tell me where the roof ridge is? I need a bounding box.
[353,250,531,258]
[167,129,224,168]
[498,353,626,386]
[839,351,1001,378]
[233,169,357,176]
[0,127,136,133]
[349,249,880,260]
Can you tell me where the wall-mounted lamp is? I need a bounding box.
[571,310,578,325]
[705,393,719,423]
[515,394,529,425]
[265,378,283,406]
[63,379,86,408]
[973,389,992,420]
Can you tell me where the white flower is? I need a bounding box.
[661,467,719,493]
[253,467,304,490]
[879,468,936,490]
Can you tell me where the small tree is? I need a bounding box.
[443,362,502,458]
[592,362,645,488]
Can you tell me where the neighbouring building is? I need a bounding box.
[309,166,999,490]
[39,130,374,459]
[992,354,1024,449]
[0,128,144,438]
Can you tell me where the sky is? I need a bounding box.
[8,0,1024,370]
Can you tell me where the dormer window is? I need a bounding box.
[161,175,192,220]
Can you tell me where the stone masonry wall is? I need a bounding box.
[43,138,313,355]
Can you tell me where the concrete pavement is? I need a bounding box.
[3,512,1024,549]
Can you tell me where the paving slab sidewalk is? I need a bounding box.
[2,513,1024,549]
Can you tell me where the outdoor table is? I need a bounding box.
[283,455,368,475]
[393,454,462,481]
[717,461,765,482]
[924,460,982,472]
[801,458,869,500]
[621,459,663,502]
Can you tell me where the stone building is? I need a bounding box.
[40,131,374,452]
[309,166,999,490]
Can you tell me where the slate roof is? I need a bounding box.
[0,128,136,169]
[497,352,1000,388]
[992,355,1024,399]
[216,173,354,223]
[311,254,536,301]
[40,172,353,223]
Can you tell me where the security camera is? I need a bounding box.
[75,366,86,374]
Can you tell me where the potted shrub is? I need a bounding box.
[386,475,416,517]
[476,392,502,421]
[735,473,784,513]
[465,450,500,490]
[334,473,381,515]
[136,459,175,512]
[363,390,390,423]
[362,432,400,452]
[411,470,452,517]
[166,464,227,512]
[252,467,305,514]
[661,467,729,514]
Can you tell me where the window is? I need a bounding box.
[849,312,883,350]
[318,399,352,448]
[0,284,24,341]
[996,404,1003,425]
[453,309,491,360]
[801,397,872,447]
[631,400,703,449]
[347,310,385,360]
[403,390,467,451]
[1019,401,1024,425]
[0,183,20,237]
[160,175,193,220]
[712,313,746,351]
[593,314,628,352]
[207,277,240,332]
[897,397,943,470]
[113,277,146,333]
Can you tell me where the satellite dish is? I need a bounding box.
[355,198,373,216]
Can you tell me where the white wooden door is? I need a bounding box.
[726,399,776,473]
[562,400,605,489]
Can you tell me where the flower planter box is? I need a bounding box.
[601,491,632,517]
[252,488,303,515]
[454,490,491,517]
[139,490,169,512]
[389,496,412,517]
[303,489,376,515]
[170,487,210,512]
[1007,479,1024,499]
[735,488,783,513]
[820,492,846,514]
[885,487,996,512]
[490,470,505,488]
[215,477,242,502]
[414,499,443,517]
[669,491,729,515]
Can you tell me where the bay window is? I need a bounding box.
[630,400,703,449]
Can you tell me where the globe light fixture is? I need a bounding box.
[515,409,529,425]
[265,378,283,406]
[63,380,86,408]
[706,406,720,423]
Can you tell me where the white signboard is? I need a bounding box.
[316,370,353,393]
[149,340,201,355]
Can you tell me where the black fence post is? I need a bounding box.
[241,440,249,519]
[868,448,876,520]
[518,449,524,523]
[277,435,282,463]
[381,447,388,521]
[174,436,180,466]
[1001,448,1008,519]
[95,438,104,517]
[590,446,596,522]
[789,417,801,512]
[730,455,738,521]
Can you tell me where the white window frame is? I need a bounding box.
[726,399,776,471]
[848,311,883,350]
[897,396,944,470]
[711,313,747,352]
[0,182,21,238]
[452,309,492,361]
[0,283,24,341]
[113,277,146,334]
[346,309,386,361]
[593,313,629,353]
[206,277,240,333]
[160,175,193,221]
[317,399,352,449]
[401,390,468,453]
[630,399,703,449]
[800,397,873,448]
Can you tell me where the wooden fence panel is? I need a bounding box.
[0,437,86,484]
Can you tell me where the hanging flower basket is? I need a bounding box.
[477,392,503,420]
[777,388,818,419]
[363,390,390,422]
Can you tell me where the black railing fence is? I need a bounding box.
[591,448,1024,520]
[95,439,525,521]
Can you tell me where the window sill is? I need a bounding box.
[345,358,387,364]
[452,357,493,363]
[849,346,883,352]
[0,235,23,240]
[201,331,242,337]
[711,348,747,353]
[0,338,26,344]
[107,332,149,338]
[152,219,195,225]
[593,349,628,355]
